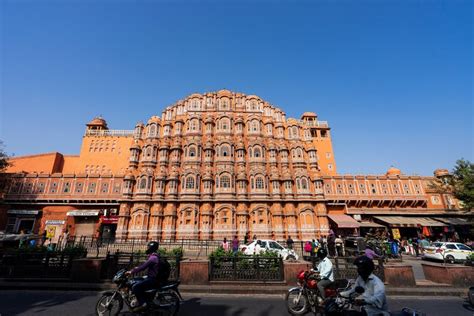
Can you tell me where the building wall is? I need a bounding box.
[0,90,461,240]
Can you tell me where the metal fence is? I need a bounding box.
[303,256,385,281]
[209,256,284,282]
[101,252,181,281]
[0,251,83,278]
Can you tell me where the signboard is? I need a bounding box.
[392,228,401,240]
[67,210,99,216]
[7,210,39,215]
[46,225,57,239]
[100,215,118,224]
[45,220,65,225]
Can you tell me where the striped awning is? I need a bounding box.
[327,214,360,228]
[435,217,472,226]
[374,216,447,227]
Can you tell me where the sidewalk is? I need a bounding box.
[0,279,467,297]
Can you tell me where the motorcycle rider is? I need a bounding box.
[315,248,334,301]
[340,255,389,316]
[126,241,161,312]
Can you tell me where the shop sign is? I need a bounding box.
[392,228,401,240]
[67,210,99,216]
[45,220,65,225]
[7,210,39,215]
[100,215,118,224]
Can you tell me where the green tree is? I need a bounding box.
[430,159,474,211]
[451,159,474,211]
[0,141,9,172]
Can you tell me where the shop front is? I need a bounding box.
[373,216,447,240]
[67,210,100,237]
[327,214,360,236]
[5,210,40,234]
[99,212,118,241]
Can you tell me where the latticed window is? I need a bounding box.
[254,147,261,158]
[221,176,230,188]
[221,145,230,157]
[186,176,195,189]
[139,178,147,190]
[301,178,308,190]
[189,146,196,157]
[256,177,264,189]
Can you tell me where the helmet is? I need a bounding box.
[316,248,328,259]
[353,255,375,272]
[146,241,159,254]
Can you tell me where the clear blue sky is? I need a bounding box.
[1,0,472,176]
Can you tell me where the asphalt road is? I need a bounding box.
[0,291,472,316]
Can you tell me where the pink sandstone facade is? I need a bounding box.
[0,90,465,241]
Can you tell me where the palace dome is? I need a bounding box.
[87,117,107,128]
[386,167,401,176]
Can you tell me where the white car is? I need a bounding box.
[239,239,299,260]
[422,242,472,263]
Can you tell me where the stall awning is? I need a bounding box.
[358,221,385,228]
[435,217,472,226]
[327,214,360,228]
[374,216,447,227]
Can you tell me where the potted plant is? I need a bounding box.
[465,252,474,266]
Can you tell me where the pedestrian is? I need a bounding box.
[61,229,69,250]
[252,234,257,241]
[327,232,336,257]
[18,229,27,248]
[286,235,294,249]
[412,238,419,257]
[311,239,319,257]
[41,230,47,246]
[244,233,249,245]
[304,240,313,256]
[335,235,343,257]
[222,237,230,252]
[232,235,239,255]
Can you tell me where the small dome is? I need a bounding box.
[217,89,232,97]
[87,116,107,128]
[386,167,401,176]
[434,169,450,178]
[301,112,317,118]
[147,116,161,124]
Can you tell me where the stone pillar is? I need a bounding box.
[163,202,177,240]
[284,202,298,239]
[236,202,248,240]
[316,203,329,238]
[148,203,163,240]
[199,203,213,240]
[116,202,131,240]
[271,203,284,240]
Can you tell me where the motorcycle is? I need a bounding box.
[286,269,352,315]
[95,268,183,316]
[325,286,426,316]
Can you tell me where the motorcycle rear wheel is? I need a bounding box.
[286,288,309,315]
[95,292,123,316]
[154,290,180,316]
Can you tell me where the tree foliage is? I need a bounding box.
[0,141,9,172]
[430,159,474,211]
[451,159,474,211]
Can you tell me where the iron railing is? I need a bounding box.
[209,255,284,281]
[101,252,181,281]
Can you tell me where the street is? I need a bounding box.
[0,291,472,316]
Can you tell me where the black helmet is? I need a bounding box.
[146,241,159,254]
[353,255,375,273]
[316,248,327,259]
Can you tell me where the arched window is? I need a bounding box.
[252,120,259,131]
[186,176,195,189]
[254,147,261,158]
[221,145,230,157]
[146,146,152,157]
[297,148,303,158]
[256,177,264,189]
[188,146,196,157]
[221,175,230,188]
[148,124,156,137]
[301,178,308,190]
[139,178,147,190]
[292,126,298,138]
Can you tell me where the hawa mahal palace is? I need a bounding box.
[0,90,466,242]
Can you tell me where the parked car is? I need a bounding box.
[239,239,299,260]
[422,242,473,263]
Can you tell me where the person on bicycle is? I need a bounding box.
[341,255,388,316]
[126,241,161,312]
[315,248,334,300]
